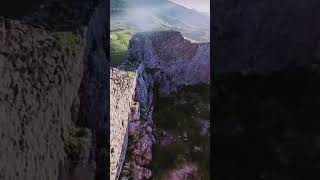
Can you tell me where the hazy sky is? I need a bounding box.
[169,0,210,12]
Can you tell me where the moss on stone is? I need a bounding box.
[63,127,91,160]
[151,142,187,178]
[127,71,136,78]
[130,101,138,112]
[52,31,80,49]
[110,31,132,66]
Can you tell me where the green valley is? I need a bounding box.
[110,30,132,66]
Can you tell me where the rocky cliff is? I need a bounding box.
[0,0,108,180]
[110,30,210,180]
[110,68,136,180]
[124,31,210,95]
[0,17,86,180]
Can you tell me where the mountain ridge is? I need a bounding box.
[111,0,210,42]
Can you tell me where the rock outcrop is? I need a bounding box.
[110,68,136,180]
[0,0,108,180]
[129,31,210,96]
[111,30,210,180]
[0,17,85,180]
[165,163,198,180]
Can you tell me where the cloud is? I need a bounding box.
[169,0,210,12]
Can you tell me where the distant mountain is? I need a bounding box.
[111,0,163,7]
[158,2,209,27]
[111,0,210,42]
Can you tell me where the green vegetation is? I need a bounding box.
[110,30,132,66]
[127,71,136,78]
[119,128,138,179]
[63,127,91,160]
[130,101,138,112]
[151,84,210,179]
[153,85,210,131]
[52,31,80,49]
[152,142,187,179]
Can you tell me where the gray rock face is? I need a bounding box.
[132,134,153,166]
[132,164,152,180]
[165,163,198,180]
[110,68,137,180]
[0,18,84,180]
[0,1,108,180]
[128,103,141,137]
[129,31,210,96]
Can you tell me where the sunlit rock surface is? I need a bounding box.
[125,31,210,96]
[110,68,136,180]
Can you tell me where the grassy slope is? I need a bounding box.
[110,0,210,66]
[110,30,132,67]
[151,85,210,179]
